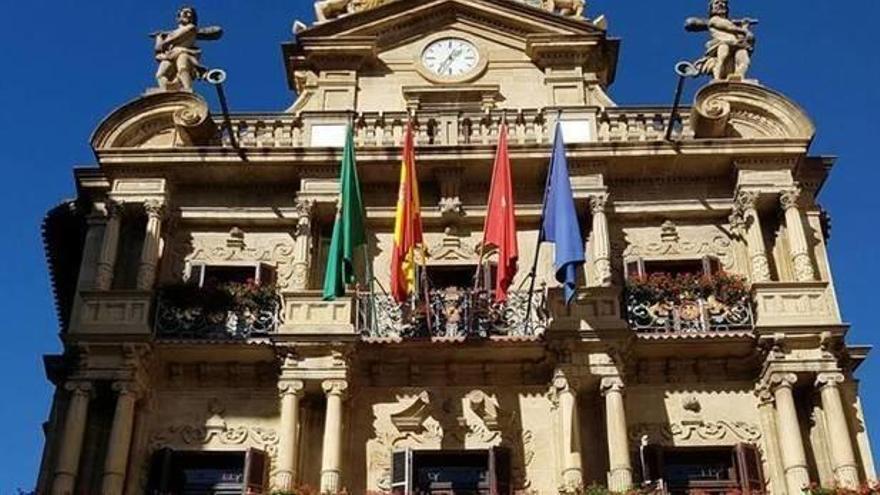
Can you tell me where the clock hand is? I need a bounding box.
[438,47,464,74]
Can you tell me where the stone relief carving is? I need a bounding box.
[617,224,736,273]
[315,0,394,23]
[148,399,280,463]
[367,390,535,491]
[151,7,223,92]
[166,231,296,289]
[685,0,757,81]
[630,420,762,444]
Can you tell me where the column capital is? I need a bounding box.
[294,197,316,219]
[779,188,802,211]
[589,193,609,214]
[550,369,580,393]
[600,376,625,396]
[111,381,141,398]
[64,381,94,397]
[143,199,166,218]
[754,382,775,406]
[816,372,846,390]
[322,379,348,398]
[735,189,760,211]
[768,372,798,391]
[279,380,306,398]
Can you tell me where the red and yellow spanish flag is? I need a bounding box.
[390,124,425,303]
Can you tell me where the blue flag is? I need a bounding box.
[541,123,585,304]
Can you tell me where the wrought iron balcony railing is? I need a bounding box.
[154,292,281,340]
[624,294,754,335]
[357,289,547,340]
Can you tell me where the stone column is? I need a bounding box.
[735,191,772,282]
[590,194,612,287]
[816,372,860,489]
[101,382,139,495]
[755,384,787,494]
[320,379,348,494]
[136,200,165,290]
[276,380,305,491]
[780,189,816,282]
[95,201,123,291]
[552,371,583,490]
[770,373,810,494]
[52,381,93,495]
[291,199,315,290]
[601,377,633,492]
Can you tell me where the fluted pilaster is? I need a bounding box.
[601,376,632,492]
[551,370,583,491]
[320,379,348,494]
[276,380,305,491]
[780,189,816,282]
[101,382,140,495]
[291,199,315,290]
[52,381,93,495]
[734,190,772,282]
[816,372,860,489]
[95,201,122,291]
[769,373,810,494]
[136,200,165,290]
[590,194,612,287]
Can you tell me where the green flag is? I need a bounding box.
[322,126,367,300]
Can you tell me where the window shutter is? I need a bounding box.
[258,263,277,286]
[391,449,413,495]
[702,255,722,275]
[639,444,664,485]
[624,258,645,280]
[243,448,268,495]
[735,443,765,494]
[188,263,205,286]
[146,448,173,495]
[488,447,511,495]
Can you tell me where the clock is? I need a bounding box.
[421,38,481,79]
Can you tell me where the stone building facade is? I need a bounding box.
[38,1,876,494]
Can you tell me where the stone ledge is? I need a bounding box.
[72,290,153,336]
[752,281,842,328]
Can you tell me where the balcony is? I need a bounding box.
[214,107,690,150]
[624,273,754,336]
[154,283,281,340]
[357,289,547,341]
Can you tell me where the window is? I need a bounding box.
[640,444,764,495]
[427,265,495,291]
[625,255,721,279]
[392,448,510,495]
[147,448,268,495]
[188,262,276,288]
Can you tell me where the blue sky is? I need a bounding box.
[1,0,877,490]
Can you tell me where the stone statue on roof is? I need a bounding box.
[686,0,757,81]
[315,0,393,23]
[151,6,223,92]
[542,0,585,19]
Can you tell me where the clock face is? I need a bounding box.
[421,38,480,78]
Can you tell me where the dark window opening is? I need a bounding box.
[640,444,764,495]
[188,263,275,288]
[426,265,496,291]
[392,448,510,495]
[147,448,268,495]
[625,256,722,280]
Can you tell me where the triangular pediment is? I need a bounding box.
[298,0,606,41]
[284,0,618,110]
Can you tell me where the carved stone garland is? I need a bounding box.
[367,390,535,491]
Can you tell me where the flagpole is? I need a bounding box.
[524,110,561,333]
[349,111,379,335]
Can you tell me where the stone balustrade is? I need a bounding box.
[752,281,842,329]
[210,107,691,149]
[279,292,355,335]
[73,291,153,335]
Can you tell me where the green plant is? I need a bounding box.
[625,271,749,307]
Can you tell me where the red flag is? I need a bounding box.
[390,124,425,303]
[482,124,519,302]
